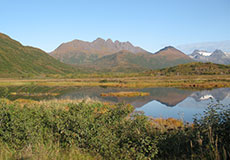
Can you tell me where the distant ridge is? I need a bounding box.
[80,46,194,72]
[153,46,192,60]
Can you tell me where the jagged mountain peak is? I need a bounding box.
[106,38,113,43]
[50,37,149,64]
[92,37,105,43]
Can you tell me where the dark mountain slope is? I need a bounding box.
[0,33,77,78]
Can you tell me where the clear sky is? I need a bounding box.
[1,0,229,53]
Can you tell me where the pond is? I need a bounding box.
[1,86,230,122]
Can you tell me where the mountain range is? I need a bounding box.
[51,38,194,72]
[189,49,230,65]
[50,38,148,64]
[3,32,230,77]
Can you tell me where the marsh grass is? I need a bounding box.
[10,92,60,96]
[100,91,150,97]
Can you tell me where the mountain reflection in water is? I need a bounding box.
[136,88,230,122]
[1,86,230,122]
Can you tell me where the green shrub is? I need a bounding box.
[0,99,229,159]
[0,100,159,159]
[0,87,9,98]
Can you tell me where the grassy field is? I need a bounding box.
[1,75,230,89]
[0,98,229,159]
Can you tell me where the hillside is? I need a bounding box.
[149,46,194,69]
[86,46,194,72]
[148,62,230,76]
[50,38,148,64]
[86,51,150,72]
[0,33,78,78]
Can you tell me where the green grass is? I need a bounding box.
[0,141,98,160]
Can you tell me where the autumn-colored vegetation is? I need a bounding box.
[1,74,230,89]
[10,92,59,96]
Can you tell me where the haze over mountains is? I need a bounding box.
[51,38,194,72]
[177,40,230,54]
[177,40,230,65]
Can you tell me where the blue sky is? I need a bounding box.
[0,0,229,52]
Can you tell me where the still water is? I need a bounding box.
[1,86,230,122]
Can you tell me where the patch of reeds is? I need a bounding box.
[100,91,150,97]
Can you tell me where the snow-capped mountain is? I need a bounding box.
[189,49,230,65]
[191,50,212,57]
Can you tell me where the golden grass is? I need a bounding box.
[1,75,230,89]
[101,91,150,97]
[10,92,60,96]
[149,117,184,130]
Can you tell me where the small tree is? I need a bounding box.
[0,87,9,98]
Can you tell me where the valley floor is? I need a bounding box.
[1,75,230,89]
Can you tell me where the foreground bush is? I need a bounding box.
[0,98,229,159]
[0,99,159,159]
[156,103,230,160]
